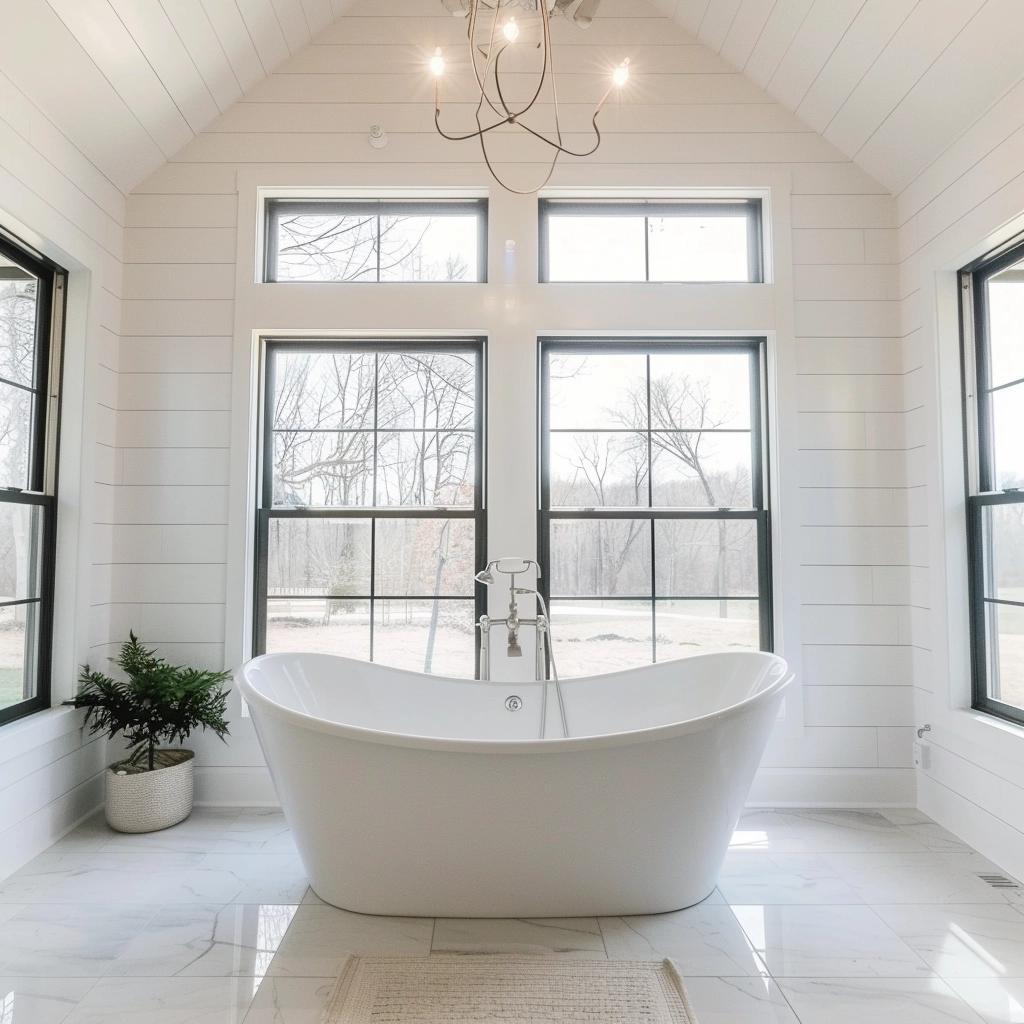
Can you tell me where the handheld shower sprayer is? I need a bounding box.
[474,557,568,738]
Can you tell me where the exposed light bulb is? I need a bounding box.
[502,17,520,42]
[612,58,630,88]
[429,47,446,77]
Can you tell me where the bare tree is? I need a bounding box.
[275,213,471,283]
[268,347,477,671]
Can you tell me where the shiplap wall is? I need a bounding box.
[121,0,913,806]
[899,72,1024,877]
[0,63,122,872]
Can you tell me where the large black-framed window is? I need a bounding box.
[264,199,488,283]
[962,237,1024,725]
[254,338,486,678]
[539,199,763,283]
[538,337,771,678]
[0,230,64,727]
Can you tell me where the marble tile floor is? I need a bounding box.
[2,807,1024,1022]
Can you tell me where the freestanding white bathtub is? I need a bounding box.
[239,650,792,918]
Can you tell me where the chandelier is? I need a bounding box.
[430,0,630,194]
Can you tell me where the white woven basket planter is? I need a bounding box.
[105,749,194,834]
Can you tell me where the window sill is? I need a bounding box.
[0,705,85,766]
[964,706,1024,740]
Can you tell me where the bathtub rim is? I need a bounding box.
[238,650,794,755]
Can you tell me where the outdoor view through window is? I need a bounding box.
[540,340,769,678]
[255,340,483,678]
[264,199,485,283]
[0,234,60,726]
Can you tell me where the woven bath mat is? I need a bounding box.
[322,955,698,1023]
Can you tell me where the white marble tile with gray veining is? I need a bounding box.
[107,903,298,978]
[718,851,863,905]
[63,977,256,1024]
[824,852,1012,905]
[266,905,433,976]
[872,904,1024,978]
[0,904,158,976]
[732,809,931,853]
[946,976,1024,1023]
[432,917,606,957]
[682,976,801,1024]
[731,904,933,977]
[243,977,338,1024]
[777,977,986,1024]
[599,906,768,976]
[0,978,98,1024]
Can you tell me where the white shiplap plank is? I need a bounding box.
[46,0,194,157]
[0,0,162,190]
[301,0,334,36]
[720,0,777,69]
[236,0,292,70]
[109,0,222,133]
[202,0,268,92]
[744,0,815,90]
[768,0,866,113]
[795,0,917,136]
[824,0,986,160]
[271,0,313,53]
[697,0,742,53]
[160,0,244,112]
[856,0,1024,195]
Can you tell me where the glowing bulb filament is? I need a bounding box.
[503,17,520,42]
[612,58,630,88]
[430,47,446,77]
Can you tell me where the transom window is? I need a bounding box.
[538,338,771,678]
[539,199,763,283]
[0,230,63,726]
[254,339,485,678]
[962,238,1024,725]
[263,199,487,283]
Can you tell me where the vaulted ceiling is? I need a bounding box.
[1,0,1023,198]
[658,0,1024,196]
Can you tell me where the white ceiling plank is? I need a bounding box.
[0,0,161,191]
[201,0,267,90]
[271,0,312,52]
[300,0,334,36]
[160,0,243,112]
[856,0,1024,194]
[795,0,920,134]
[109,0,222,132]
[45,0,193,157]
[719,0,776,69]
[235,0,291,69]
[673,0,710,34]
[824,0,986,159]
[768,0,866,112]
[744,0,815,89]
[699,0,743,53]
[0,68,125,222]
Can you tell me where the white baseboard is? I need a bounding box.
[0,773,104,880]
[748,766,916,807]
[919,772,1024,882]
[195,764,917,810]
[194,765,280,806]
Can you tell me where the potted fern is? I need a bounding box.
[72,633,231,833]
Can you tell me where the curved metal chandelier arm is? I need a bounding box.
[467,0,507,121]
[434,106,508,142]
[428,0,629,193]
[517,104,605,158]
[492,43,516,118]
